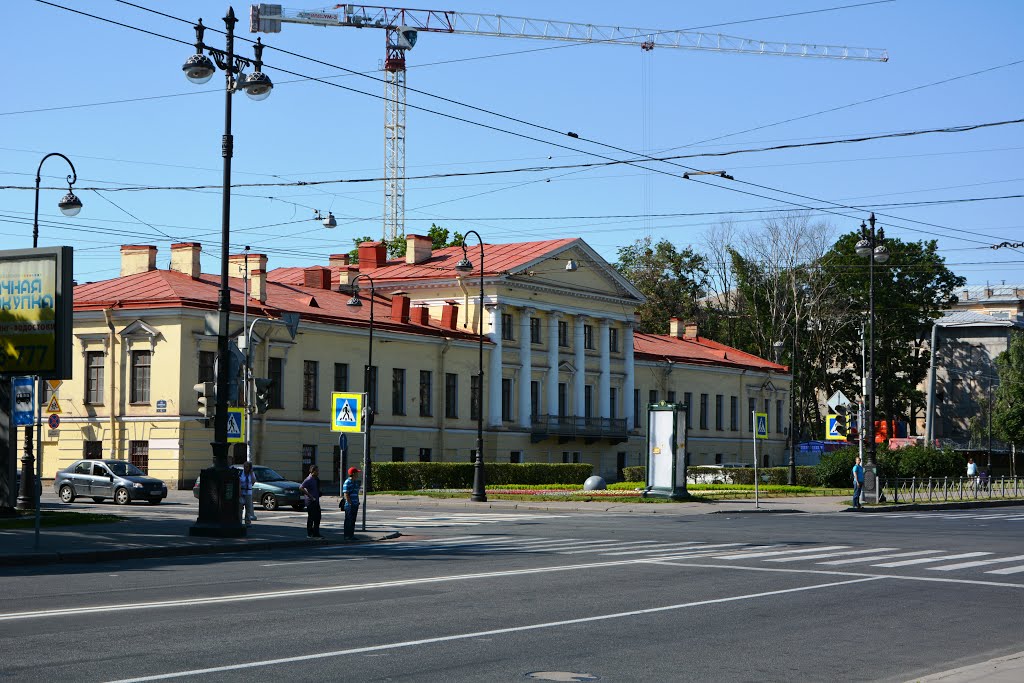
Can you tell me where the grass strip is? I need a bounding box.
[0,511,124,530]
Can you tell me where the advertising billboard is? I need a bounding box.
[0,247,73,379]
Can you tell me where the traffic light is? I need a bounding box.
[195,381,216,419]
[848,402,860,436]
[253,378,273,414]
[833,403,849,439]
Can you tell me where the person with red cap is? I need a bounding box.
[341,466,361,540]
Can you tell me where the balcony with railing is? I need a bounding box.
[530,415,629,444]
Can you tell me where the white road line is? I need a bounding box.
[928,555,1024,571]
[558,541,664,554]
[818,550,942,565]
[767,548,899,563]
[260,558,365,567]
[713,546,848,560]
[986,564,1024,575]
[601,542,710,556]
[871,552,991,568]
[105,577,884,682]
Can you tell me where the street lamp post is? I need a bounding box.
[787,285,809,486]
[455,231,487,502]
[856,213,889,504]
[346,274,375,531]
[16,153,82,512]
[184,7,273,537]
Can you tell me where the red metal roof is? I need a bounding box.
[73,269,481,341]
[268,238,578,286]
[633,332,788,373]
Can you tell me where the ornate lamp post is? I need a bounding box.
[185,7,273,537]
[855,213,889,503]
[454,230,487,502]
[16,154,82,511]
[347,274,375,530]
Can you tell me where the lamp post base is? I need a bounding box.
[189,465,247,538]
[16,454,35,511]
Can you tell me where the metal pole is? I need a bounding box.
[788,309,798,485]
[865,215,878,504]
[19,153,77,513]
[33,376,42,548]
[466,231,487,502]
[359,274,375,532]
[752,410,759,509]
[243,248,250,463]
[925,321,938,444]
[211,8,237,472]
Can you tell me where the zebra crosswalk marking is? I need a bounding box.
[985,564,1024,575]
[602,542,724,557]
[558,541,664,554]
[818,550,942,565]
[766,548,898,563]
[871,552,991,568]
[927,555,1024,571]
[714,546,849,560]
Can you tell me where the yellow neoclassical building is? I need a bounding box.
[38,236,790,488]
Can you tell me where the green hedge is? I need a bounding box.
[370,462,593,491]
[815,445,965,487]
[622,466,646,482]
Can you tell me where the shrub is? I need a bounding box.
[815,447,860,488]
[728,467,820,487]
[877,444,964,479]
[370,462,592,491]
[622,466,646,482]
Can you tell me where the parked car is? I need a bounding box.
[54,459,168,505]
[193,465,305,511]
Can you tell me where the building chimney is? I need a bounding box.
[337,266,358,290]
[669,318,684,339]
[391,292,411,324]
[684,322,699,339]
[250,268,267,303]
[303,266,331,290]
[441,303,459,330]
[412,306,430,325]
[329,253,350,268]
[357,241,387,270]
[169,242,202,278]
[120,245,157,276]
[228,252,268,281]
[405,234,432,265]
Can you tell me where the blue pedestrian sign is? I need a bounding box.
[226,407,245,443]
[826,414,846,441]
[331,392,363,433]
[12,377,34,426]
[755,412,768,440]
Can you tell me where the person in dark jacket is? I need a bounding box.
[342,467,361,540]
[299,465,323,538]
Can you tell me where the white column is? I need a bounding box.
[546,312,561,417]
[518,307,533,429]
[598,318,611,419]
[624,322,635,431]
[574,315,586,418]
[487,304,503,427]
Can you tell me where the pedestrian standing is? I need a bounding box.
[300,464,322,538]
[342,466,361,540]
[852,456,865,509]
[967,457,979,492]
[239,461,257,526]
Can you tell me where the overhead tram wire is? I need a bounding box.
[36,1,1013,250]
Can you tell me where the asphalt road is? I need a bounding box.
[3,500,1024,682]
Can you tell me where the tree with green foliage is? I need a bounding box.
[613,235,708,334]
[992,332,1024,451]
[819,234,965,436]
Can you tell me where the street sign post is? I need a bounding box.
[827,390,850,412]
[12,377,34,426]
[753,411,768,508]
[331,392,364,433]
[47,413,60,430]
[226,407,245,444]
[45,395,61,414]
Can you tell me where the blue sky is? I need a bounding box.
[6,1,1023,287]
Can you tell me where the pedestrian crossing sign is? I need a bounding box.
[226,407,245,443]
[826,414,846,441]
[755,412,768,439]
[332,392,364,433]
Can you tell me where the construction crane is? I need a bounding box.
[250,4,889,241]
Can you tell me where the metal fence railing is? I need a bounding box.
[879,476,1024,504]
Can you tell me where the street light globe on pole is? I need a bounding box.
[241,71,274,101]
[58,191,82,217]
[873,245,890,263]
[855,238,872,257]
[182,53,216,84]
